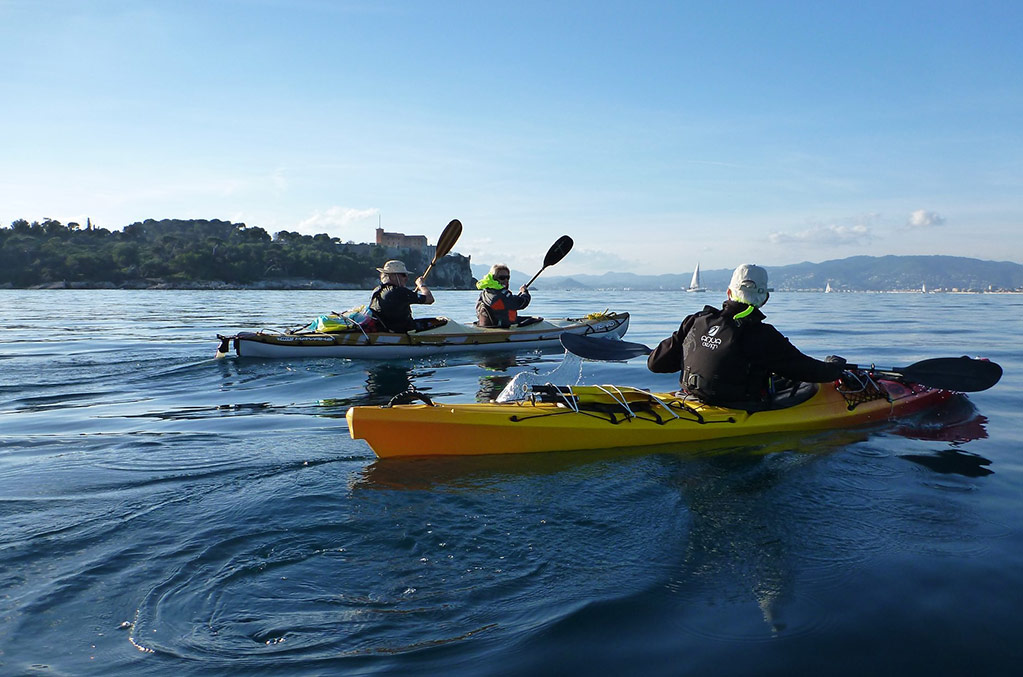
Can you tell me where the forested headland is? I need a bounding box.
[0,218,474,289]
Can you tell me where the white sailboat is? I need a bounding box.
[687,262,707,292]
[825,281,833,293]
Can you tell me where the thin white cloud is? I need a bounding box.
[295,206,379,239]
[557,247,638,272]
[907,209,946,228]
[768,223,872,245]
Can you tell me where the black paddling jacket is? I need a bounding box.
[476,288,531,328]
[369,284,430,333]
[647,300,844,405]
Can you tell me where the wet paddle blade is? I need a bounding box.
[894,357,1003,392]
[560,332,652,361]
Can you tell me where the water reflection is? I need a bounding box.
[364,363,417,402]
[355,413,996,641]
[314,363,424,411]
[354,429,862,492]
[891,395,989,445]
[900,449,994,477]
[891,395,992,476]
[475,354,520,402]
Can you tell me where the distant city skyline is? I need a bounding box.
[2,0,1021,275]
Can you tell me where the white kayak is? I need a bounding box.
[216,311,629,359]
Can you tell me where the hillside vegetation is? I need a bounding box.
[0,218,473,289]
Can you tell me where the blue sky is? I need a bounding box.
[2,0,1021,275]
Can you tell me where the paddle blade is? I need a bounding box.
[560,332,651,361]
[524,235,574,288]
[895,357,1003,392]
[422,219,462,281]
[434,219,462,259]
[543,235,574,267]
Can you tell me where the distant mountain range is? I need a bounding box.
[474,256,1023,292]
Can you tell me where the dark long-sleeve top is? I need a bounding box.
[647,300,844,385]
[369,284,432,333]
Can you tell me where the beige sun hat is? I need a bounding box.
[376,260,412,275]
[728,263,770,307]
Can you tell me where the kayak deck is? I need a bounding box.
[346,377,955,458]
[217,312,629,359]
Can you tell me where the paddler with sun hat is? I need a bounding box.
[366,259,435,333]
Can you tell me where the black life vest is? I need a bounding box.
[369,284,415,333]
[681,309,764,404]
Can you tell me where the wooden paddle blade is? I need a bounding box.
[421,219,463,281]
[543,235,574,267]
[560,332,651,361]
[435,219,462,259]
[895,357,1003,392]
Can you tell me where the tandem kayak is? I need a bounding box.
[217,311,629,359]
[347,374,958,458]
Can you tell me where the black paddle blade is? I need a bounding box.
[560,332,651,361]
[435,219,462,259]
[524,235,575,288]
[894,357,1003,392]
[543,235,574,267]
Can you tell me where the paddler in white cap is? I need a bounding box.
[648,263,847,407]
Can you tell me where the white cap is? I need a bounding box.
[728,264,769,307]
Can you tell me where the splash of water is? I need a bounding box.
[495,352,584,402]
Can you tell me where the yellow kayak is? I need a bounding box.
[346,377,956,458]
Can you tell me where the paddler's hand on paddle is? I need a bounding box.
[824,355,848,380]
[518,285,529,295]
[415,276,435,304]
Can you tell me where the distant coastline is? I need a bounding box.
[5,219,1023,292]
[4,279,467,291]
[525,255,1023,294]
[6,281,1021,294]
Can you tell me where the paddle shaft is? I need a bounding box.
[523,267,548,289]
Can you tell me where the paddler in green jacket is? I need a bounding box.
[476,264,532,328]
[648,263,847,407]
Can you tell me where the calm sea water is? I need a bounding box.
[1,289,1021,676]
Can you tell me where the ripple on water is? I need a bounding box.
[127,517,549,661]
[669,586,834,643]
[87,432,250,474]
[126,456,689,665]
